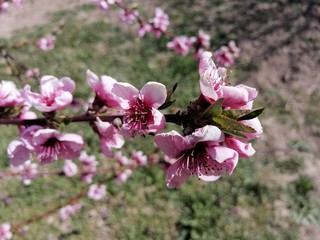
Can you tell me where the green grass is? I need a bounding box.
[0,1,318,239]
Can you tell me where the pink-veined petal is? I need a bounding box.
[154,130,190,158]
[225,137,256,158]
[112,82,139,109]
[165,158,190,188]
[140,81,167,108]
[7,140,32,166]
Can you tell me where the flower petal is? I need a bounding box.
[166,158,190,188]
[140,81,167,108]
[154,130,190,158]
[112,82,139,109]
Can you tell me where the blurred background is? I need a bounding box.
[0,0,319,239]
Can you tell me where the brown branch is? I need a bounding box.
[11,188,88,232]
[0,113,186,126]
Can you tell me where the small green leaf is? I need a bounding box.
[212,115,256,136]
[222,109,251,119]
[200,98,224,119]
[237,108,265,121]
[222,129,247,138]
[159,82,178,110]
[158,100,176,110]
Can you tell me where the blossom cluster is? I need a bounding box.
[214,40,240,67]
[91,1,239,62]
[2,50,262,190]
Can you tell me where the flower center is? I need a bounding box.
[184,145,224,178]
[124,97,150,131]
[37,138,66,164]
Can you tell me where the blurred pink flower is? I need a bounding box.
[155,125,238,188]
[24,75,75,112]
[114,152,131,166]
[0,80,24,107]
[79,151,99,184]
[167,36,194,56]
[112,81,166,137]
[95,117,125,157]
[36,35,56,51]
[151,7,170,37]
[115,169,133,185]
[88,184,106,201]
[137,23,152,37]
[119,9,139,24]
[14,160,38,185]
[92,0,122,12]
[228,40,240,57]
[0,2,9,14]
[0,223,12,240]
[25,68,40,79]
[213,46,234,67]
[59,203,82,220]
[63,160,78,177]
[131,150,147,166]
[198,30,210,49]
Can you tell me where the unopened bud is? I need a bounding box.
[113,118,122,129]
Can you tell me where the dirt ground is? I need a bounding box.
[1,0,320,239]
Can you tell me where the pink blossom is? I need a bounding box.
[114,152,131,166]
[112,81,167,137]
[131,150,147,166]
[18,127,84,164]
[225,137,256,158]
[0,2,9,14]
[115,169,133,185]
[198,51,227,101]
[155,125,238,188]
[150,7,170,37]
[59,203,82,220]
[0,80,24,107]
[63,160,78,177]
[14,160,38,185]
[88,184,106,201]
[119,9,139,24]
[198,30,210,49]
[213,40,240,67]
[86,70,121,108]
[36,35,56,51]
[92,0,122,12]
[218,84,258,109]
[225,118,262,158]
[137,23,152,37]
[92,0,109,11]
[7,140,32,167]
[0,223,12,240]
[79,151,99,184]
[228,40,240,57]
[24,75,75,112]
[213,46,235,67]
[95,117,125,157]
[167,36,194,56]
[25,68,40,79]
